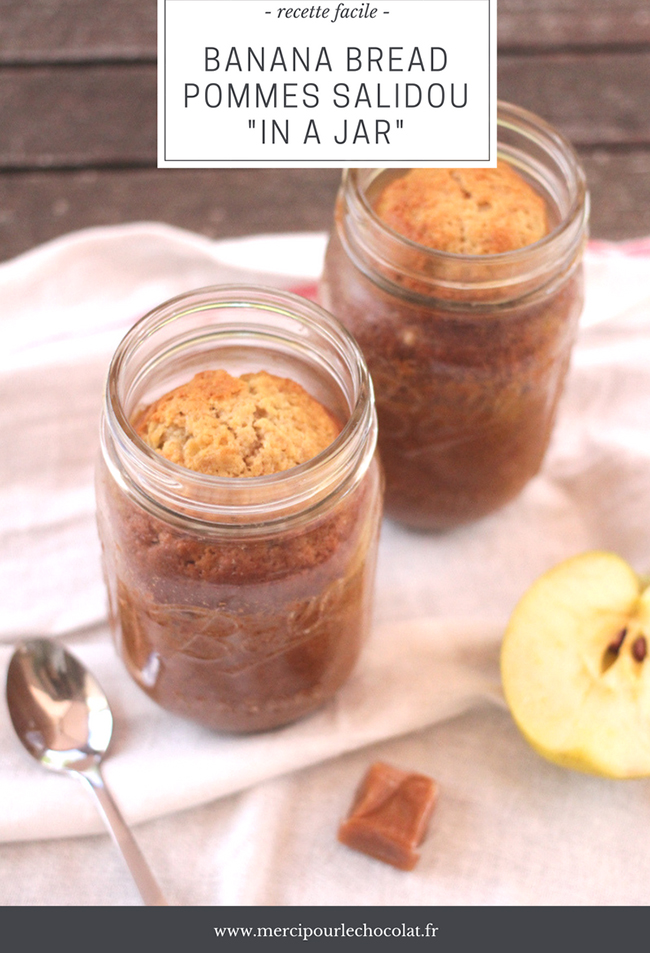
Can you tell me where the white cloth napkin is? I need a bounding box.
[1,223,650,852]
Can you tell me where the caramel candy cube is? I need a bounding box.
[338,762,438,871]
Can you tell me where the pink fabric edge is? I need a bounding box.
[587,236,650,257]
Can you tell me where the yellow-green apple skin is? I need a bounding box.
[500,551,650,778]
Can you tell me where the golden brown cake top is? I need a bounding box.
[374,162,548,255]
[135,369,340,477]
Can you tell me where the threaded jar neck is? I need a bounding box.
[338,101,589,307]
[101,285,377,534]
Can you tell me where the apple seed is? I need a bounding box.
[631,636,647,662]
[607,628,628,654]
[601,628,628,673]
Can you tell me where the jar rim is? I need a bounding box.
[102,284,378,530]
[339,100,589,302]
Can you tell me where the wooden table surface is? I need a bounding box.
[0,0,649,263]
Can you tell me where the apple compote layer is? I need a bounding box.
[321,228,583,530]
[98,459,382,732]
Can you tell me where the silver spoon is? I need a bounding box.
[6,637,168,906]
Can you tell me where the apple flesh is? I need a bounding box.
[500,551,650,778]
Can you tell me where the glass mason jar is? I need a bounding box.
[319,101,589,531]
[96,286,382,733]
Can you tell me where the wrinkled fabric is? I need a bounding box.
[1,225,649,905]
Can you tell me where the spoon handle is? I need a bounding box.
[77,763,168,906]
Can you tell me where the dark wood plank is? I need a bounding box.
[0,52,648,168]
[499,0,650,48]
[0,153,648,265]
[0,168,342,262]
[1,0,649,62]
[498,51,650,146]
[0,64,156,167]
[581,149,650,239]
[0,0,156,63]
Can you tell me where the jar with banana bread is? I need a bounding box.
[96,286,382,732]
[319,101,589,531]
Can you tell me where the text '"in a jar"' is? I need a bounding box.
[158,0,496,168]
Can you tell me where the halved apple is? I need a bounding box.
[500,551,650,778]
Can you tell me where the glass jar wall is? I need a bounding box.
[97,286,382,732]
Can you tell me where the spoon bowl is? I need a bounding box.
[7,639,113,771]
[6,638,167,906]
